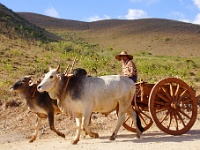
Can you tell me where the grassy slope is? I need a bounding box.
[17,13,200,88]
[0,4,60,42]
[0,5,59,102]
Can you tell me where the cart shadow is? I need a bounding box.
[98,129,200,143]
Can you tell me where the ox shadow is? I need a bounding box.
[95,129,200,144]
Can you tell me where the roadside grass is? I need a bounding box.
[135,55,200,85]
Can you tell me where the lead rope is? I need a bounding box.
[26,83,37,99]
[59,57,77,99]
[31,85,37,97]
[60,77,70,97]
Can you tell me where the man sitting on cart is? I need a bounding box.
[115,50,138,83]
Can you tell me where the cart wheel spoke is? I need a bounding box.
[161,86,172,101]
[167,111,173,129]
[139,110,152,126]
[173,111,179,130]
[156,106,170,113]
[174,83,180,98]
[159,109,171,123]
[169,82,174,97]
[153,99,168,106]
[176,111,186,127]
[177,89,188,102]
[140,110,152,119]
[181,99,192,105]
[124,116,131,123]
[177,109,191,119]
[157,93,171,103]
[123,106,153,132]
[139,114,148,126]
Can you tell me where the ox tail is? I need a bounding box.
[136,111,144,133]
[134,92,144,133]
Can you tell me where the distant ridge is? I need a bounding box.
[18,12,200,33]
[17,12,200,57]
[18,12,89,30]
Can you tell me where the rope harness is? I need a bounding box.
[25,83,37,98]
[58,76,71,99]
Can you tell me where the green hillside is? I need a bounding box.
[0,4,60,42]
[0,4,200,106]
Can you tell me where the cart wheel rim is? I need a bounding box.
[149,77,197,135]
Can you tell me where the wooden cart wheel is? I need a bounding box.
[122,105,153,132]
[149,77,197,135]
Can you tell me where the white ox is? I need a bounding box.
[37,66,144,144]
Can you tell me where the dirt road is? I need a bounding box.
[1,120,200,150]
[1,106,200,150]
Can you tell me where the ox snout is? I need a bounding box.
[10,84,18,92]
[37,85,43,92]
[37,84,46,93]
[10,86,14,92]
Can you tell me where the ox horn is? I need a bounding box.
[56,64,60,72]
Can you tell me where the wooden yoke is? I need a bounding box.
[62,57,77,93]
[64,64,70,75]
[64,57,77,76]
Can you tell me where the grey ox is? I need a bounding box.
[10,76,65,142]
[37,66,144,144]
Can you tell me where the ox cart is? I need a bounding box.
[123,77,198,135]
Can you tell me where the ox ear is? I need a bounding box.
[56,74,62,80]
[28,80,34,86]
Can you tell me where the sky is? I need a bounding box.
[0,0,200,24]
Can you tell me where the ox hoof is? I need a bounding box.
[29,137,36,143]
[71,140,79,145]
[109,136,116,141]
[88,132,99,138]
[109,133,116,141]
[29,139,35,143]
[29,140,34,143]
[136,134,140,139]
[93,133,99,138]
[59,133,65,138]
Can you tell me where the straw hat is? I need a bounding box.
[115,51,133,61]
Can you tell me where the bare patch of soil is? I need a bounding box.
[0,103,200,150]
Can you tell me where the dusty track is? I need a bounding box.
[1,126,200,150]
[0,105,200,150]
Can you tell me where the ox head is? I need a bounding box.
[37,65,73,93]
[10,76,32,92]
